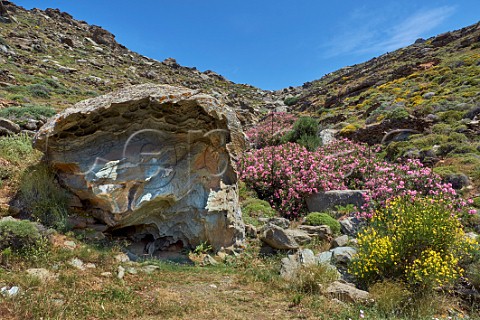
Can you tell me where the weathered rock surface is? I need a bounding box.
[34,84,245,251]
[306,190,366,213]
[260,224,299,250]
[324,281,370,303]
[297,225,332,240]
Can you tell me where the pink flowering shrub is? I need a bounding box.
[240,139,471,218]
[245,112,297,149]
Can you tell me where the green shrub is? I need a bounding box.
[27,84,51,98]
[284,96,300,106]
[304,212,340,235]
[282,117,321,151]
[0,218,42,254]
[386,107,409,120]
[0,105,56,120]
[19,164,70,231]
[241,198,276,225]
[0,134,35,164]
[349,196,477,291]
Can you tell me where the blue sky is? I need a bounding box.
[13,1,480,90]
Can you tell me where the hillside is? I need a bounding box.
[285,22,480,195]
[0,1,280,125]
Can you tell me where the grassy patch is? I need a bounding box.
[0,105,56,120]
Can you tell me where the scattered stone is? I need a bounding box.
[443,173,470,190]
[422,92,436,99]
[64,240,76,250]
[26,268,56,282]
[339,217,361,236]
[258,217,290,229]
[297,225,332,240]
[101,272,112,277]
[285,229,311,245]
[127,267,137,275]
[318,129,338,145]
[114,253,130,263]
[202,254,219,266]
[260,224,299,250]
[0,118,20,133]
[85,263,96,269]
[332,235,349,248]
[280,249,316,280]
[140,265,160,274]
[324,281,370,303]
[68,258,85,270]
[117,266,125,279]
[0,286,20,298]
[465,232,479,241]
[306,190,366,213]
[331,247,357,264]
[316,251,333,264]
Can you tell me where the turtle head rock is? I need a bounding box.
[34,84,245,251]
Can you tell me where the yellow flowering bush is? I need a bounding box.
[349,196,477,290]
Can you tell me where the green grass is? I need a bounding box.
[0,105,56,120]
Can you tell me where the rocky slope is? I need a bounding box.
[284,22,480,195]
[0,1,285,125]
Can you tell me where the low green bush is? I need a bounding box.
[241,198,276,225]
[304,212,340,235]
[0,105,56,120]
[284,96,300,106]
[0,134,35,164]
[19,164,70,231]
[0,218,42,254]
[282,117,321,151]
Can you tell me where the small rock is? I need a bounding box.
[258,217,290,229]
[339,217,361,236]
[101,272,112,277]
[297,248,316,266]
[209,284,217,289]
[316,251,333,264]
[0,286,20,297]
[114,253,130,263]
[64,240,77,250]
[26,268,55,282]
[0,118,20,134]
[298,225,332,240]
[423,92,436,99]
[85,263,96,269]
[117,266,125,279]
[286,229,312,245]
[318,129,338,145]
[465,232,479,241]
[140,265,160,274]
[202,254,219,266]
[324,281,370,303]
[127,267,137,275]
[332,235,349,248]
[260,224,299,250]
[444,173,470,190]
[331,247,357,264]
[280,255,299,280]
[68,258,85,270]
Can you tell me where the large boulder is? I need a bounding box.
[34,84,245,251]
[306,190,366,213]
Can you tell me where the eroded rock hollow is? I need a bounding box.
[34,84,245,251]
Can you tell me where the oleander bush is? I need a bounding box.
[245,112,297,148]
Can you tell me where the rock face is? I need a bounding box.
[306,190,366,213]
[34,84,245,251]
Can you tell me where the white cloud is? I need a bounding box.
[323,5,456,58]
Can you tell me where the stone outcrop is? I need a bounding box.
[34,84,245,251]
